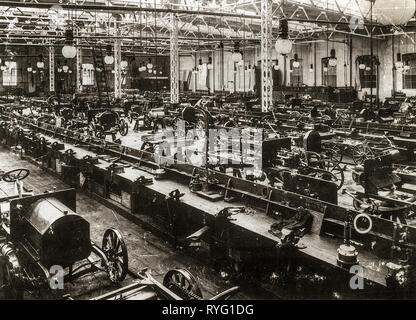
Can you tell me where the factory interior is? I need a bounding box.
[1,0,416,302]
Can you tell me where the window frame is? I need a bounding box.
[2,61,17,87]
[402,53,416,89]
[289,58,303,87]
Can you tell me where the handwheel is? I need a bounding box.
[319,160,345,190]
[163,269,203,300]
[2,169,30,182]
[119,119,129,136]
[102,228,128,283]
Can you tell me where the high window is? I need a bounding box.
[3,61,17,86]
[402,53,416,89]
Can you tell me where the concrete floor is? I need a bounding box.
[0,146,273,300]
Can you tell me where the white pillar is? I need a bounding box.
[49,44,55,92]
[76,30,82,93]
[170,13,179,104]
[114,23,122,99]
[261,0,273,112]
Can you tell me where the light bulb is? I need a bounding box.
[231,52,242,62]
[120,60,128,69]
[329,58,337,67]
[62,45,76,59]
[104,55,114,65]
[275,39,292,55]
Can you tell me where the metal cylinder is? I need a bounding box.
[0,242,21,275]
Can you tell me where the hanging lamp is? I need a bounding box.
[62,29,76,59]
[104,44,114,65]
[328,48,337,67]
[275,19,292,55]
[231,41,243,62]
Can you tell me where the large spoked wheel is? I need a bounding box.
[315,160,345,190]
[163,269,203,300]
[352,143,374,165]
[119,119,129,136]
[323,143,343,164]
[2,169,30,182]
[102,228,128,283]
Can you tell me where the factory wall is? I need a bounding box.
[178,35,403,102]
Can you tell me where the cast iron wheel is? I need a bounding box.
[323,143,343,164]
[163,269,203,300]
[319,159,344,190]
[2,169,30,182]
[119,119,128,136]
[102,228,128,283]
[352,143,374,165]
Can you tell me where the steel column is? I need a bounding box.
[114,24,122,99]
[49,43,54,92]
[261,0,273,112]
[170,13,179,104]
[76,31,82,93]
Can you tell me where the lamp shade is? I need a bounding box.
[329,58,337,67]
[120,60,128,69]
[62,65,69,73]
[293,61,300,68]
[104,55,114,65]
[62,45,76,59]
[27,66,32,72]
[359,63,366,70]
[231,52,243,62]
[147,58,153,69]
[323,67,328,72]
[275,39,292,55]
[37,61,44,69]
[360,0,416,26]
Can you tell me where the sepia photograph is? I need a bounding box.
[0,0,413,309]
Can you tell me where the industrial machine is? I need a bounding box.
[88,109,129,139]
[0,168,128,299]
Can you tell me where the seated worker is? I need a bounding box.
[399,98,412,116]
[310,105,319,118]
